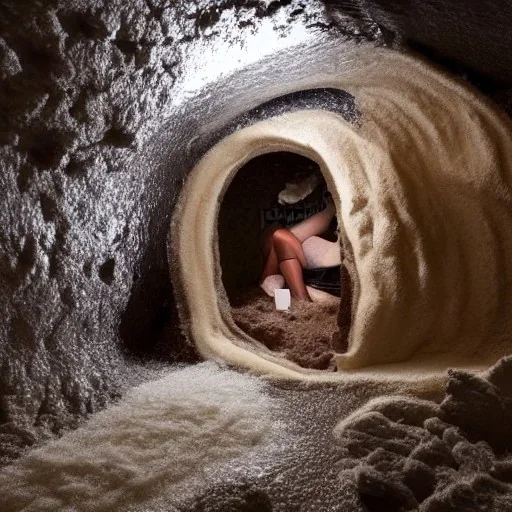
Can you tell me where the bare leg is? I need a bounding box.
[279,259,311,301]
[272,229,312,302]
[259,224,281,282]
[259,225,285,296]
[260,244,279,281]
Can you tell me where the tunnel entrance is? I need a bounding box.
[218,152,348,370]
[169,49,512,382]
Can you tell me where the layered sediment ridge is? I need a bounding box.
[171,45,512,381]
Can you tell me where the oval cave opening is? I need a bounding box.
[218,151,351,370]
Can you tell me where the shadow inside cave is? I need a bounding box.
[218,151,350,370]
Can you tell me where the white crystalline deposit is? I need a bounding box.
[0,363,274,511]
[172,45,512,381]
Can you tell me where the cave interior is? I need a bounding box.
[218,152,346,369]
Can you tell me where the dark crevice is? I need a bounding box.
[83,261,92,278]
[264,0,293,16]
[114,39,138,57]
[101,127,135,148]
[290,6,305,17]
[64,157,87,177]
[22,129,69,169]
[238,19,254,28]
[29,142,66,168]
[58,11,109,40]
[59,286,75,309]
[11,38,65,77]
[39,193,57,223]
[10,316,36,350]
[17,164,34,193]
[99,258,115,285]
[198,7,221,29]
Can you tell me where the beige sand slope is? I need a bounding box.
[0,364,274,511]
[170,46,512,385]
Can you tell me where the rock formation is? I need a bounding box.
[2,0,512,480]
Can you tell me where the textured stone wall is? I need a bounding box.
[0,0,331,463]
[2,0,512,467]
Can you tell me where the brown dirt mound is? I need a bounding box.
[230,286,342,370]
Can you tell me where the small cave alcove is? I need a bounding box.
[217,152,348,370]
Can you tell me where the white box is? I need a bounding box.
[274,288,291,311]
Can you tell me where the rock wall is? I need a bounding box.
[325,0,512,102]
[2,0,512,466]
[0,0,332,463]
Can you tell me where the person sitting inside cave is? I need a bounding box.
[259,175,342,303]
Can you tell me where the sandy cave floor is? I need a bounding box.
[230,286,342,370]
[3,358,512,511]
[0,361,434,512]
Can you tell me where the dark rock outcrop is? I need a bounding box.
[334,357,512,511]
[325,0,512,114]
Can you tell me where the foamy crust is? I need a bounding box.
[169,46,512,384]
